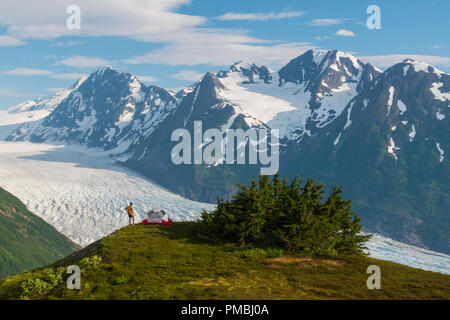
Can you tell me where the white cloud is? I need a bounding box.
[124,32,317,67]
[136,75,158,83]
[308,18,347,26]
[0,1,320,70]
[53,41,84,47]
[2,68,88,80]
[0,88,26,98]
[51,73,88,80]
[335,29,355,37]
[0,2,317,69]
[217,11,304,21]
[0,0,205,39]
[45,88,67,93]
[357,54,450,69]
[54,56,111,69]
[171,70,204,81]
[2,68,53,76]
[0,35,25,46]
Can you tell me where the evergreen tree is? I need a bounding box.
[201,174,371,256]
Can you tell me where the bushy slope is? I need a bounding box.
[0,187,79,277]
[0,223,448,300]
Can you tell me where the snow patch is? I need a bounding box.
[127,77,146,103]
[430,82,450,101]
[386,86,395,116]
[362,98,369,110]
[436,109,445,120]
[76,110,97,132]
[397,100,407,115]
[387,137,400,160]
[333,132,341,146]
[436,143,444,162]
[409,60,444,75]
[343,102,354,130]
[403,65,410,76]
[408,124,416,142]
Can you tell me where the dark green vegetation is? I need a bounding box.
[202,175,370,256]
[0,223,448,300]
[0,187,79,278]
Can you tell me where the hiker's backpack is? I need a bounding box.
[127,206,133,214]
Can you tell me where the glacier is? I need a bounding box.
[0,140,448,275]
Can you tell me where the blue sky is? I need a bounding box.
[0,0,449,109]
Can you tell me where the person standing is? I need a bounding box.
[126,202,135,225]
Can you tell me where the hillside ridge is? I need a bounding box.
[0,223,448,300]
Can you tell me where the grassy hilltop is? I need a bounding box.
[0,222,448,300]
[0,187,79,278]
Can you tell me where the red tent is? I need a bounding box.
[142,210,173,225]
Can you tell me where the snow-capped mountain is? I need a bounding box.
[8,67,178,153]
[2,50,449,254]
[124,71,266,200]
[216,50,381,139]
[281,58,449,253]
[7,77,87,114]
[7,50,381,150]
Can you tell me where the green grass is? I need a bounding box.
[0,222,448,300]
[0,187,79,278]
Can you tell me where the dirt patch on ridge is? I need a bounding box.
[267,256,346,269]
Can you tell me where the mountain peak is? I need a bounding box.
[217,61,273,84]
[381,59,447,79]
[400,59,445,75]
[87,65,121,83]
[95,65,114,74]
[199,71,225,90]
[278,49,377,88]
[301,49,362,68]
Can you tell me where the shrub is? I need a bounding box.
[79,255,102,270]
[20,268,63,298]
[202,174,371,256]
[265,247,284,258]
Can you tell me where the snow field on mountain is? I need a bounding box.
[218,70,359,139]
[0,109,50,140]
[217,71,300,137]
